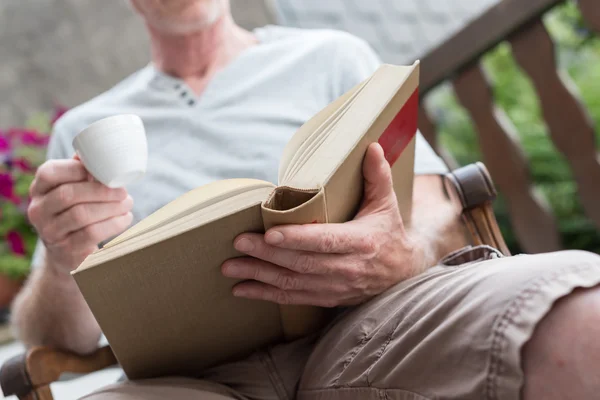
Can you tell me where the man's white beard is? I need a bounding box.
[155,0,225,35]
[169,0,225,34]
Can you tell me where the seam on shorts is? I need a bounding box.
[364,264,480,386]
[345,266,469,387]
[365,328,395,387]
[486,263,599,399]
[259,351,290,400]
[334,296,419,387]
[333,332,371,386]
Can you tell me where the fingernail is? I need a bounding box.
[234,238,254,253]
[233,287,247,297]
[265,231,284,245]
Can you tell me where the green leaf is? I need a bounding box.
[0,254,31,279]
[14,174,34,198]
[429,3,600,253]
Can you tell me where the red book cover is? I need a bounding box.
[378,88,419,166]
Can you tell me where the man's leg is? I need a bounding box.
[297,248,600,400]
[81,334,314,400]
[80,377,243,400]
[522,286,600,399]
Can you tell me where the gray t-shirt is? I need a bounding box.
[33,25,447,266]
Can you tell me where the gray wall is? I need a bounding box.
[274,0,500,66]
[0,0,148,126]
[0,0,274,127]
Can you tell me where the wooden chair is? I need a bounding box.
[0,162,510,400]
[418,0,600,254]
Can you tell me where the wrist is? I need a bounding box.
[43,255,78,284]
[406,232,437,273]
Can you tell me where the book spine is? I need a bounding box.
[261,188,331,341]
[378,88,419,166]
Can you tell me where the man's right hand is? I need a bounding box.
[28,158,134,273]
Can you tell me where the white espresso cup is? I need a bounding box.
[72,114,148,188]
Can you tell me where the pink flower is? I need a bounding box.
[6,128,21,140]
[0,173,14,199]
[0,133,10,153]
[5,128,49,147]
[12,158,33,172]
[6,231,26,256]
[19,130,49,147]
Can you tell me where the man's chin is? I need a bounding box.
[151,2,224,35]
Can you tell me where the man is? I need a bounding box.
[10,0,600,399]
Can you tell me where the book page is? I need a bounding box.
[278,79,369,184]
[103,179,275,249]
[283,63,418,189]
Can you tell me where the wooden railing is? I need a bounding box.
[418,0,600,254]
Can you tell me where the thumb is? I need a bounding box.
[360,142,398,213]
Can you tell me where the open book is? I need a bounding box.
[72,62,420,380]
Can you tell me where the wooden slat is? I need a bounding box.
[453,63,561,253]
[510,20,600,230]
[420,0,565,95]
[418,104,459,170]
[418,104,437,148]
[27,346,117,388]
[33,385,53,400]
[578,0,600,33]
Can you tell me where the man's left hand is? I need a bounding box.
[222,143,426,307]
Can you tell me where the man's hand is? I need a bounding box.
[222,143,427,307]
[28,158,134,272]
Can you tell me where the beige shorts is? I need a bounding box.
[83,247,600,400]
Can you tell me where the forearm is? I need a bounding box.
[410,175,469,268]
[11,259,102,354]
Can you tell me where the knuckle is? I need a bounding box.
[124,212,134,224]
[27,201,41,224]
[251,265,262,281]
[101,185,118,200]
[319,232,337,252]
[37,161,55,183]
[273,290,292,305]
[342,265,363,282]
[71,205,89,225]
[261,244,277,261]
[57,184,74,205]
[117,213,132,229]
[356,233,380,254]
[122,197,134,212]
[329,280,348,295]
[292,253,315,274]
[274,273,297,290]
[82,224,100,242]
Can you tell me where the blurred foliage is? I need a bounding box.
[429,1,600,253]
[0,110,59,279]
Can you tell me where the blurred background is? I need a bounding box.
[1,0,599,298]
[0,0,599,398]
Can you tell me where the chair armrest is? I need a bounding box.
[445,162,511,256]
[1,345,117,398]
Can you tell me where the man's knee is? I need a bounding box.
[522,284,600,399]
